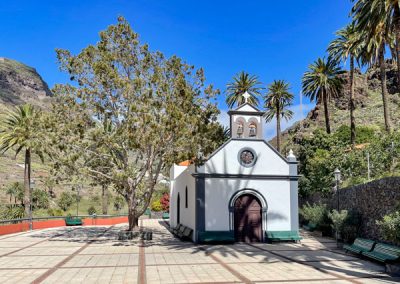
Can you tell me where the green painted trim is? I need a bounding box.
[198,231,235,243]
[265,230,302,241]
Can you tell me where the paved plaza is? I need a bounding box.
[0,219,399,284]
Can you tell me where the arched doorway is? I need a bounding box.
[234,194,262,242]
[177,193,180,224]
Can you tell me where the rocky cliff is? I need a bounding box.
[274,61,400,148]
[0,57,52,108]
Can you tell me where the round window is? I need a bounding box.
[238,148,257,167]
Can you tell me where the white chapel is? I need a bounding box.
[169,93,300,243]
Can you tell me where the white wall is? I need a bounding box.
[198,140,289,175]
[204,178,293,232]
[169,164,196,240]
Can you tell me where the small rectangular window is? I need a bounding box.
[185,187,188,208]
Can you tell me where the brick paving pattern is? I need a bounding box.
[0,219,398,283]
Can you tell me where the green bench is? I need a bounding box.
[65,216,83,226]
[171,224,193,241]
[266,231,302,242]
[343,238,375,255]
[362,243,400,263]
[162,212,169,219]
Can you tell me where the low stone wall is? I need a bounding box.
[301,177,400,243]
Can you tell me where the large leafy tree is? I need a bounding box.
[302,58,344,134]
[352,0,400,89]
[0,104,43,218]
[225,71,263,108]
[328,23,365,146]
[352,1,394,132]
[51,17,222,230]
[264,80,294,153]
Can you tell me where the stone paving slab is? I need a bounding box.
[210,249,285,263]
[0,269,48,284]
[229,261,336,282]
[43,267,138,284]
[80,243,140,254]
[0,241,39,248]
[146,252,216,265]
[146,264,240,283]
[11,246,83,256]
[62,254,139,267]
[0,255,66,269]
[264,248,359,262]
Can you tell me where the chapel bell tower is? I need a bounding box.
[228,92,264,139]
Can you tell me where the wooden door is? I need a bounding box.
[234,194,262,242]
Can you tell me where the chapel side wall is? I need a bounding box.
[170,165,196,239]
[204,178,293,232]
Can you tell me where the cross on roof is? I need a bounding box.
[242,91,251,103]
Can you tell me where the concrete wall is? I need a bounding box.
[198,140,289,175]
[169,164,196,241]
[204,178,295,232]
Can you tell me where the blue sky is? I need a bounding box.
[0,1,353,138]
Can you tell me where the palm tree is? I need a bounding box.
[264,80,294,153]
[302,58,344,134]
[352,1,393,132]
[225,71,263,108]
[328,23,365,146]
[352,0,400,89]
[0,104,42,217]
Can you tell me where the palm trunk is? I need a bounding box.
[102,184,109,215]
[350,56,356,146]
[379,45,391,132]
[276,106,281,153]
[394,5,400,89]
[322,89,331,134]
[23,149,31,218]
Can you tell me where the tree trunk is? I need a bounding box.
[102,184,109,215]
[379,45,392,132]
[276,107,281,153]
[23,149,31,218]
[394,5,400,90]
[350,56,356,146]
[127,191,139,231]
[322,90,331,134]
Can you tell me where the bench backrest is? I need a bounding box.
[373,243,400,257]
[182,227,193,237]
[178,225,186,233]
[354,238,375,250]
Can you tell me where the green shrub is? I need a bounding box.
[57,192,75,211]
[151,200,163,212]
[90,195,100,203]
[328,209,348,240]
[0,205,25,220]
[300,203,328,226]
[32,189,49,209]
[341,210,362,243]
[47,208,64,217]
[334,125,377,145]
[376,211,400,243]
[113,195,125,212]
[88,206,97,215]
